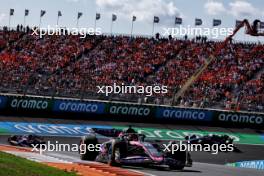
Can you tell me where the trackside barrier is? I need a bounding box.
[5,95,53,113]
[156,107,213,122]
[53,100,105,114]
[0,96,7,109]
[226,160,264,170]
[214,111,264,128]
[0,95,263,128]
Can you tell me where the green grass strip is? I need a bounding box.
[0,151,77,176]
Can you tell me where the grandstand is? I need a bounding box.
[0,24,263,112]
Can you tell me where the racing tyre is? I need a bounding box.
[108,139,126,166]
[168,150,187,170]
[80,135,99,161]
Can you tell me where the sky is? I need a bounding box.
[0,0,263,42]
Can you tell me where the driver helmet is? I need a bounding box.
[128,134,138,141]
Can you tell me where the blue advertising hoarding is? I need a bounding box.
[0,122,112,137]
[53,100,105,114]
[0,96,7,109]
[156,107,213,122]
[227,160,264,170]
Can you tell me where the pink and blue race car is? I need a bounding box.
[79,129,192,170]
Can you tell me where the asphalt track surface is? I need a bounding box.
[0,116,264,176]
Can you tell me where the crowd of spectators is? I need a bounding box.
[41,35,183,101]
[0,26,263,112]
[237,73,264,112]
[0,26,100,94]
[182,42,264,110]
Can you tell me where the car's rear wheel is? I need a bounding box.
[168,150,187,170]
[80,135,99,161]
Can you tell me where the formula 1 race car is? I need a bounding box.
[187,134,234,145]
[79,129,192,170]
[8,135,46,147]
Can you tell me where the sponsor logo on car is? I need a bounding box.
[121,157,150,163]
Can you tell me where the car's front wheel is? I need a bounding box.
[108,140,126,166]
[79,135,99,161]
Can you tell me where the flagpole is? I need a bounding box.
[130,20,134,37]
[56,15,59,26]
[173,22,176,38]
[110,20,113,35]
[8,15,11,31]
[152,22,155,36]
[94,16,97,31]
[76,18,79,29]
[23,15,26,28]
[39,16,42,29]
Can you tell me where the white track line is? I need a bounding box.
[127,169,157,176]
